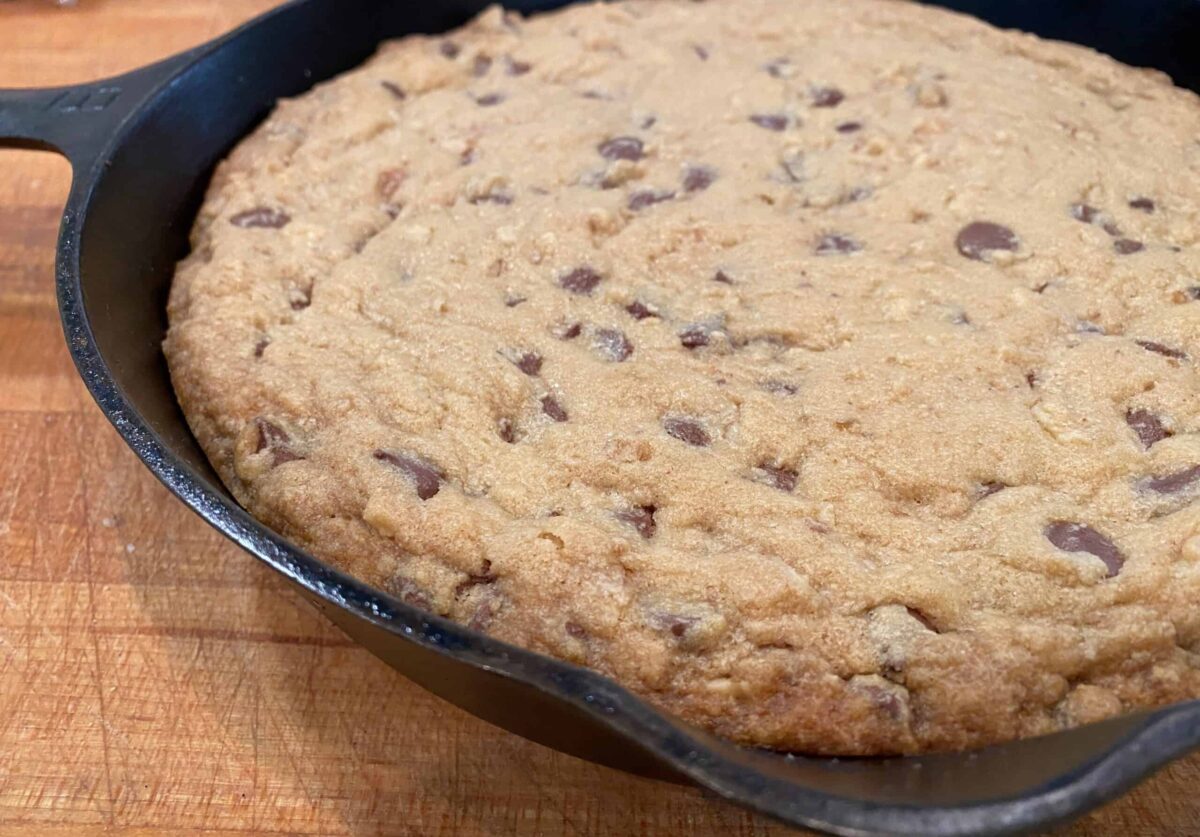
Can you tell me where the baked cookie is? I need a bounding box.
[165,0,1200,755]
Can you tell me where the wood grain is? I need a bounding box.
[0,2,1197,834]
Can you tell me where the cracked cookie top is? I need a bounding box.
[165,0,1200,755]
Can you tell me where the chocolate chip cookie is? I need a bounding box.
[165,0,1200,755]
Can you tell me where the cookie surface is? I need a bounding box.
[165,0,1200,755]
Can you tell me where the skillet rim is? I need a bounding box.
[26,0,1200,833]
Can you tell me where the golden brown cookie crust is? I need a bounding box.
[165,0,1200,755]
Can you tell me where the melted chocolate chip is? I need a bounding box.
[374,450,443,500]
[498,417,517,444]
[663,416,711,447]
[658,614,698,638]
[1045,521,1124,578]
[594,328,633,362]
[472,54,493,77]
[1141,465,1200,495]
[475,92,505,107]
[1129,196,1156,213]
[758,463,798,492]
[816,233,862,255]
[625,301,658,320]
[514,352,542,376]
[1136,340,1188,360]
[380,80,406,100]
[679,324,710,349]
[556,321,583,340]
[506,57,532,76]
[597,136,645,161]
[439,41,461,59]
[628,189,675,211]
[565,621,588,639]
[955,221,1019,261]
[836,121,862,134]
[811,86,845,108]
[504,294,526,308]
[559,266,603,295]
[541,396,569,422]
[1126,409,1171,449]
[616,505,657,539]
[254,418,301,466]
[1186,286,1200,301]
[713,270,734,285]
[468,598,496,631]
[682,164,717,193]
[978,482,1006,499]
[253,337,269,359]
[764,59,791,78]
[749,113,789,132]
[231,207,291,229]
[1114,238,1144,255]
[376,168,406,200]
[1070,203,1100,224]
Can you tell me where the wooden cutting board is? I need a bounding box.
[0,2,1196,834]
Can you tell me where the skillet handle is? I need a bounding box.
[0,48,202,168]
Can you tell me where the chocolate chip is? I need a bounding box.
[811,86,844,108]
[594,328,633,362]
[978,482,1006,499]
[374,450,443,500]
[764,59,792,78]
[513,352,542,376]
[254,418,301,466]
[598,136,645,161]
[693,44,709,60]
[679,324,710,349]
[1070,203,1100,224]
[555,321,583,340]
[472,54,493,77]
[749,113,789,131]
[1136,340,1187,360]
[616,505,657,539]
[713,270,734,285]
[290,289,311,311]
[253,337,269,359]
[439,41,461,59]
[625,301,658,320]
[504,294,526,308]
[1187,287,1200,301]
[758,463,798,492]
[628,189,675,211]
[1045,521,1124,578]
[1114,238,1144,255]
[815,233,862,255]
[231,207,291,229]
[663,416,711,447]
[376,168,406,200]
[955,221,1019,261]
[498,417,517,444]
[656,613,698,638]
[541,396,568,422]
[389,577,433,611]
[475,92,505,107]
[1102,221,1123,237]
[559,266,602,295]
[682,164,717,193]
[565,621,588,639]
[836,121,862,134]
[1025,371,1039,388]
[640,115,657,130]
[506,57,532,76]
[1140,465,1200,495]
[762,379,798,396]
[1126,409,1171,449]
[380,80,406,100]
[1129,197,1156,213]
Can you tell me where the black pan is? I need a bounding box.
[3,1,1199,834]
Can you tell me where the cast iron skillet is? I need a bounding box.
[2,1,1199,834]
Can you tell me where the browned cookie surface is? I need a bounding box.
[166,0,1200,755]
